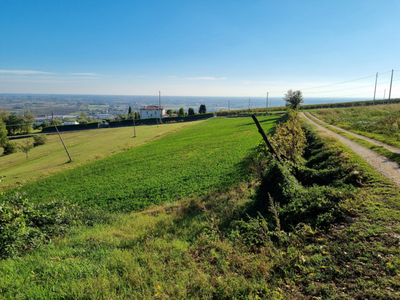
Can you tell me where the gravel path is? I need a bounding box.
[301,112,400,187]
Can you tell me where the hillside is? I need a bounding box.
[0,121,200,190]
[1,113,400,299]
[16,116,280,211]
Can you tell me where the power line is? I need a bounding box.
[253,69,397,98]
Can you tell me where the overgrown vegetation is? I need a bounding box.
[0,190,116,259]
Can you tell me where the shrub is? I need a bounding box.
[270,110,306,165]
[33,134,47,146]
[2,141,18,155]
[0,191,116,259]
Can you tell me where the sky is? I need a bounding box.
[1,0,399,99]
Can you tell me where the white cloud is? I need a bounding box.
[68,72,100,76]
[181,77,228,81]
[0,69,53,75]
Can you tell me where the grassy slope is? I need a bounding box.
[18,116,280,211]
[2,120,400,299]
[311,103,400,148]
[0,121,199,190]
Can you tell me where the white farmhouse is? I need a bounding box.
[139,105,165,119]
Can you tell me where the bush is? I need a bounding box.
[33,134,47,146]
[270,110,306,165]
[2,142,18,155]
[0,191,116,259]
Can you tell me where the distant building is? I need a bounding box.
[61,121,79,126]
[92,114,116,120]
[139,106,165,119]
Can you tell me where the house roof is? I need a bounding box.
[140,106,164,110]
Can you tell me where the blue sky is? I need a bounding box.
[1,0,399,99]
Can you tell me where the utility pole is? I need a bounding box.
[383,89,386,103]
[55,125,72,162]
[373,72,378,106]
[388,69,394,104]
[133,118,136,137]
[159,91,162,123]
[266,92,269,114]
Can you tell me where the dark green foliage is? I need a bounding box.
[128,106,132,115]
[0,191,115,259]
[255,121,358,230]
[178,107,185,117]
[199,104,207,114]
[33,134,47,146]
[257,160,301,206]
[188,107,195,115]
[2,141,18,155]
[284,90,303,110]
[0,119,8,147]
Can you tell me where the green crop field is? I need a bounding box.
[18,116,280,211]
[311,103,400,148]
[0,121,201,190]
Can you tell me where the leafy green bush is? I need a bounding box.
[0,191,116,259]
[2,141,18,155]
[33,134,47,146]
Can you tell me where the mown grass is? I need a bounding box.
[312,103,400,148]
[17,116,280,211]
[2,116,400,299]
[0,121,200,190]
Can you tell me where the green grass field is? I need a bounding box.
[0,121,200,190]
[311,103,400,148]
[17,116,280,211]
[2,115,400,299]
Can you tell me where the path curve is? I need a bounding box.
[301,112,400,187]
[304,112,400,155]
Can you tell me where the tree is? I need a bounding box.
[22,112,35,134]
[128,106,132,115]
[283,90,303,110]
[199,104,207,114]
[19,139,34,159]
[3,142,18,155]
[166,109,173,116]
[33,134,47,147]
[178,107,185,117]
[50,118,63,126]
[0,119,8,147]
[188,107,195,116]
[5,114,24,135]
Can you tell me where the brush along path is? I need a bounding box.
[301,112,400,186]
[305,111,400,155]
